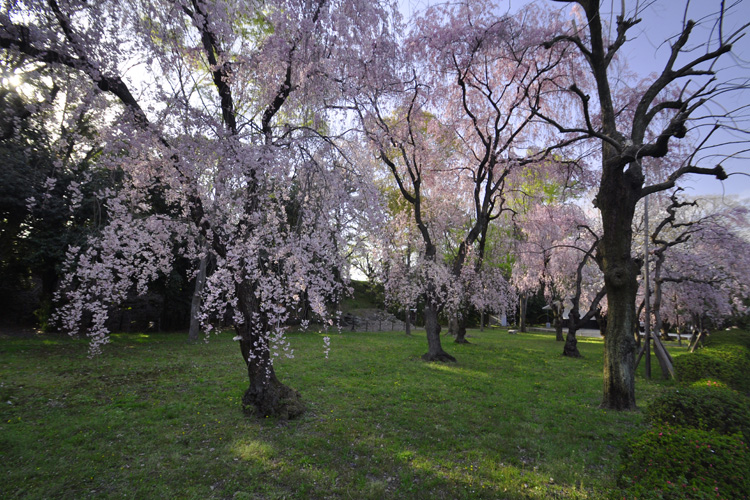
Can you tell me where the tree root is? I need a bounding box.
[421,351,457,362]
[241,380,305,420]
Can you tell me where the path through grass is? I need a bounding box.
[0,328,681,499]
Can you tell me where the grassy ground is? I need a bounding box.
[0,327,686,499]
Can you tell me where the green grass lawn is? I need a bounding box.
[0,328,685,499]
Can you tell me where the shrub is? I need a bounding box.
[674,333,750,393]
[617,426,750,500]
[707,330,750,350]
[689,379,728,390]
[646,385,750,441]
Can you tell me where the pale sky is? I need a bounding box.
[397,0,750,201]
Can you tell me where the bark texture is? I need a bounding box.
[188,253,208,343]
[562,310,581,358]
[597,166,640,410]
[598,234,639,408]
[423,302,456,362]
[236,283,305,419]
[453,314,470,344]
[519,293,528,333]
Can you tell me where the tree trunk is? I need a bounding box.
[480,310,485,332]
[519,293,528,333]
[601,274,638,410]
[422,301,456,362]
[404,306,412,336]
[595,311,607,338]
[235,283,304,419]
[563,328,581,357]
[597,164,640,411]
[188,253,208,343]
[454,312,470,344]
[563,310,581,357]
[448,315,459,337]
[553,302,565,341]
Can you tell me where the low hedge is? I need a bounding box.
[706,330,750,350]
[674,332,750,393]
[617,426,750,500]
[689,379,727,389]
[646,384,750,441]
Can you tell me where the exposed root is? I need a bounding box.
[421,351,457,362]
[241,380,305,420]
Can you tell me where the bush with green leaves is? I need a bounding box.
[646,385,750,441]
[689,379,728,389]
[617,426,750,500]
[675,332,750,393]
[707,330,750,350]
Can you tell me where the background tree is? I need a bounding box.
[513,201,605,356]
[465,222,517,331]
[359,94,462,361]
[356,0,574,359]
[646,192,750,334]
[377,193,423,337]
[0,59,117,329]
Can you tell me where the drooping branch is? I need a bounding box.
[1,2,230,251]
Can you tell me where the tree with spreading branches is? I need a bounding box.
[356,0,576,360]
[646,191,750,335]
[539,0,749,409]
[1,0,395,418]
[513,202,605,357]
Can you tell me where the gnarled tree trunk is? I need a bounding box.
[236,283,304,419]
[563,309,581,358]
[553,301,565,341]
[453,312,470,344]
[188,252,208,343]
[423,301,456,362]
[598,166,640,410]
